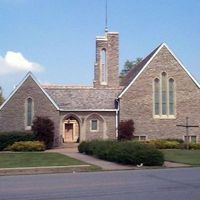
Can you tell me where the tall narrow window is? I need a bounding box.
[101,49,107,83]
[161,72,167,115]
[27,98,33,127]
[154,78,160,115]
[153,73,175,118]
[169,78,174,115]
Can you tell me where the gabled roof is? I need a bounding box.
[0,72,59,111]
[120,44,162,87]
[118,43,200,98]
[43,85,121,111]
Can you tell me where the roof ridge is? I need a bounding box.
[120,43,163,87]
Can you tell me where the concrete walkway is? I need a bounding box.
[48,147,190,170]
[48,148,135,170]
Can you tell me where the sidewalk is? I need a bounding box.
[49,148,135,170]
[48,147,191,170]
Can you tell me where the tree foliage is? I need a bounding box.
[0,87,5,106]
[118,119,135,141]
[120,57,143,82]
[32,116,55,149]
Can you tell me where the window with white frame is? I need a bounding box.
[184,135,197,143]
[153,72,175,118]
[90,119,98,131]
[133,135,147,141]
[26,97,33,128]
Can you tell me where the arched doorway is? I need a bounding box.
[63,116,80,143]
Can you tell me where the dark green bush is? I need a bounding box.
[78,141,89,153]
[78,140,164,166]
[0,131,35,151]
[32,116,55,149]
[8,141,45,151]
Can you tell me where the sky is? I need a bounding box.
[0,0,200,97]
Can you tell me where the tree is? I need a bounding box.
[120,57,143,82]
[118,119,135,141]
[32,116,55,149]
[0,87,5,106]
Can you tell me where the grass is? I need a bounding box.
[0,152,89,168]
[162,149,200,165]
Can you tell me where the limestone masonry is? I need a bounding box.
[0,31,199,146]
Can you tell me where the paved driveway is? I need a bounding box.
[0,167,200,200]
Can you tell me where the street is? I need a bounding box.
[0,167,200,200]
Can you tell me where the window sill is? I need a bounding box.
[25,126,32,131]
[90,130,99,132]
[153,115,176,120]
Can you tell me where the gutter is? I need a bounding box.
[115,98,120,139]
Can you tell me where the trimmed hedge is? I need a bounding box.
[0,131,35,151]
[147,140,181,149]
[178,142,200,150]
[141,139,200,150]
[78,140,164,166]
[7,141,45,151]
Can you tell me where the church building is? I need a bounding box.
[0,31,199,146]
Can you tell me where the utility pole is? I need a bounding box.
[176,117,199,150]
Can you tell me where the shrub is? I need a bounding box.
[146,139,181,149]
[178,142,200,150]
[0,131,35,151]
[118,119,134,141]
[78,140,164,166]
[150,140,180,149]
[8,141,45,151]
[32,116,55,149]
[190,143,200,150]
[78,141,88,153]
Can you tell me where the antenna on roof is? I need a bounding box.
[105,0,108,32]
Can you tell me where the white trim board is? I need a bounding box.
[0,72,59,111]
[59,109,117,112]
[118,43,200,98]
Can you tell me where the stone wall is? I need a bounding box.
[94,32,119,88]
[59,111,116,142]
[120,46,200,141]
[0,76,61,146]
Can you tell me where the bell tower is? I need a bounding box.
[93,32,119,88]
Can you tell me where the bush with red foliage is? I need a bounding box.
[118,119,134,141]
[32,116,55,149]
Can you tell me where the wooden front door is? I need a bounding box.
[64,124,73,142]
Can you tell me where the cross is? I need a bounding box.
[176,117,199,150]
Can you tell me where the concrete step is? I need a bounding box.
[60,142,79,148]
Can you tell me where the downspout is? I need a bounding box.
[115,98,120,139]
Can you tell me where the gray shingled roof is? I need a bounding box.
[120,44,162,87]
[43,86,122,110]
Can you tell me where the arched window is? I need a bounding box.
[154,78,160,115]
[169,78,174,115]
[153,73,175,118]
[26,98,33,127]
[101,49,107,84]
[161,72,167,115]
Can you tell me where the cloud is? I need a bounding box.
[0,51,44,75]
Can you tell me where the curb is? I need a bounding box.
[0,165,91,176]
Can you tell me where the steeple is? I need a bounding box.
[105,0,108,32]
[93,31,119,88]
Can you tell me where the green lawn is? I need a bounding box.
[0,152,87,168]
[162,149,200,165]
